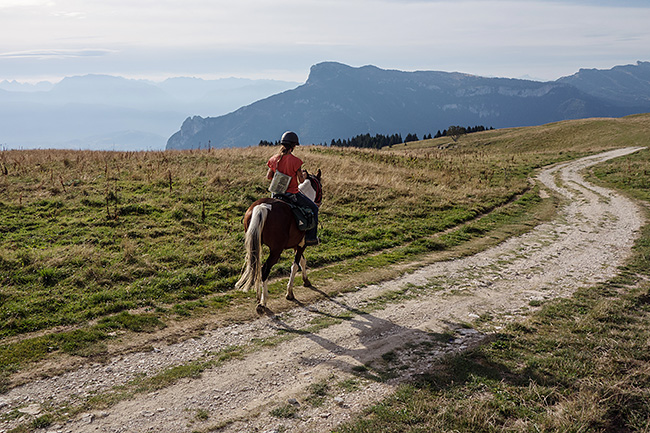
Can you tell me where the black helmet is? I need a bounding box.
[280,131,300,146]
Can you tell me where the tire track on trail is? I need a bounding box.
[0,147,645,433]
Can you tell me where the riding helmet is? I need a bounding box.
[280,131,300,146]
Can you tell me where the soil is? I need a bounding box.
[0,147,646,433]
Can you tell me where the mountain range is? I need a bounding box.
[166,61,650,150]
[0,76,299,150]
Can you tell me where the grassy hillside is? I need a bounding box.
[1,114,649,382]
[334,121,650,433]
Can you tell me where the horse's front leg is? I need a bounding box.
[286,262,298,301]
[300,254,311,287]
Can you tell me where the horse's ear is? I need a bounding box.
[316,168,321,180]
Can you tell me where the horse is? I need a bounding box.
[235,169,322,315]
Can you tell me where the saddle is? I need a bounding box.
[274,195,317,231]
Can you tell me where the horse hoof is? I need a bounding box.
[303,279,312,288]
[256,304,266,316]
[286,293,295,301]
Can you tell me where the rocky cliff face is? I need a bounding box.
[558,61,650,107]
[166,61,647,150]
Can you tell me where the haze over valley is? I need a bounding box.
[0,76,299,151]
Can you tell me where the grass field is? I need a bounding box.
[1,114,649,397]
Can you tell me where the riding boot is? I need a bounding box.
[305,233,319,246]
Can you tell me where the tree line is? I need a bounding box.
[258,125,493,149]
[436,125,493,142]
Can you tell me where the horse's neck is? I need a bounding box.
[298,179,316,202]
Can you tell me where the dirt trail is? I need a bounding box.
[0,147,645,433]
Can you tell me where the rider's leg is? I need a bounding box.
[296,192,319,245]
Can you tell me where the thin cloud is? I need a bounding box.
[0,49,115,59]
[0,0,55,7]
[52,11,87,19]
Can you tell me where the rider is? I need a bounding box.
[266,131,319,246]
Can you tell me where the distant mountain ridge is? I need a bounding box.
[166,61,650,150]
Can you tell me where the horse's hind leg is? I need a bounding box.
[256,281,269,316]
[258,249,281,314]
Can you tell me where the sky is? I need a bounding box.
[1,0,649,84]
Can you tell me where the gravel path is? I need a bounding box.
[0,147,645,433]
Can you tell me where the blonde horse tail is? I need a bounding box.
[235,204,271,293]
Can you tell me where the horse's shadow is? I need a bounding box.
[266,285,563,405]
[267,284,468,380]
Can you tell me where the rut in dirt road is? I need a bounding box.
[1,147,645,433]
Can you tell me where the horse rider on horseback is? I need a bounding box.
[266,131,319,246]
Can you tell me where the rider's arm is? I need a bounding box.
[297,168,305,183]
[267,167,274,180]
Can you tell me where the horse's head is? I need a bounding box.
[300,169,322,206]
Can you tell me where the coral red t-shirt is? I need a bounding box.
[267,153,303,194]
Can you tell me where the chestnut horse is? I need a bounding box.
[236,170,322,315]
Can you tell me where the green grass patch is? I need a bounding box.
[306,381,331,407]
[269,404,299,419]
[0,311,166,376]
